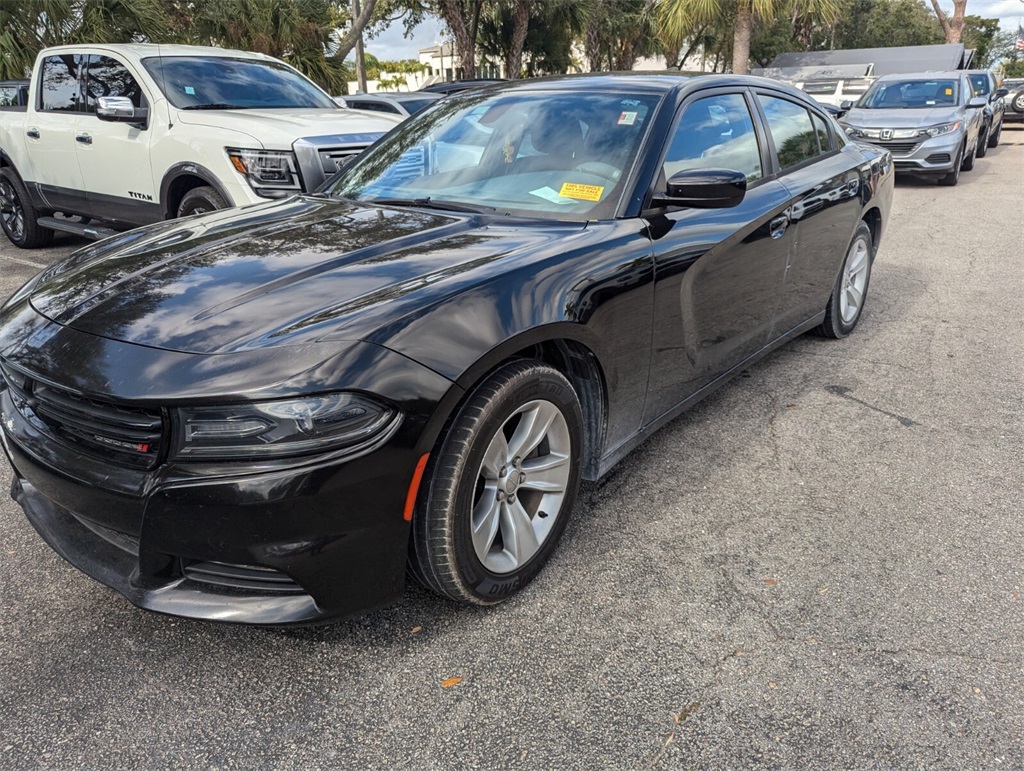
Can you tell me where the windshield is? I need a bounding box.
[142,56,337,110]
[858,79,960,109]
[330,90,662,220]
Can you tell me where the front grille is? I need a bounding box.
[182,560,304,594]
[0,360,164,469]
[318,145,371,175]
[875,141,919,156]
[925,153,951,164]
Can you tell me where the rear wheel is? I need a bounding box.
[0,168,54,249]
[813,220,873,340]
[410,360,583,605]
[177,185,227,218]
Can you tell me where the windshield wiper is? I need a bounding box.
[367,197,495,214]
[181,103,247,110]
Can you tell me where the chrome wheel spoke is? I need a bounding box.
[500,498,541,566]
[507,401,559,460]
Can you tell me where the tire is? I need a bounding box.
[177,185,227,218]
[961,138,976,171]
[975,126,988,158]
[938,145,963,186]
[813,220,873,340]
[1013,92,1024,113]
[0,168,54,249]
[987,122,1000,148]
[410,359,584,605]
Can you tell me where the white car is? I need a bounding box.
[0,44,401,248]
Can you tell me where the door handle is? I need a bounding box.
[26,129,40,139]
[769,214,789,240]
[75,134,92,145]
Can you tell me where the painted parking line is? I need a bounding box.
[3,255,50,269]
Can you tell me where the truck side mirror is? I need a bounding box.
[96,96,149,126]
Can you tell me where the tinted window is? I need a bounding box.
[39,55,83,112]
[811,113,831,153]
[968,74,991,96]
[758,95,820,170]
[399,98,436,114]
[142,56,336,109]
[0,86,20,107]
[84,56,146,113]
[663,93,762,182]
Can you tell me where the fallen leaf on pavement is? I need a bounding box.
[763,578,778,586]
[441,677,463,689]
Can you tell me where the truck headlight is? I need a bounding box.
[922,121,961,137]
[227,148,301,197]
[172,393,398,460]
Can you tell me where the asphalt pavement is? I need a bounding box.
[1,130,1022,768]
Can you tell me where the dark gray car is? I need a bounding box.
[839,71,986,186]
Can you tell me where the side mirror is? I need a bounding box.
[995,87,1009,99]
[966,96,987,109]
[96,96,148,125]
[652,168,747,209]
[840,100,853,111]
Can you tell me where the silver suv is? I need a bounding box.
[838,71,986,186]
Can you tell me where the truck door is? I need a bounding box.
[75,54,160,227]
[25,54,89,215]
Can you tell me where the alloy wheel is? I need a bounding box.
[839,235,870,324]
[0,178,25,241]
[470,399,572,574]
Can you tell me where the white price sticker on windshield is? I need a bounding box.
[618,111,638,126]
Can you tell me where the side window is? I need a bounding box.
[39,55,84,112]
[84,55,146,113]
[662,93,763,182]
[757,95,822,171]
[811,113,832,153]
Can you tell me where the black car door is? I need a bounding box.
[642,89,794,425]
[752,91,865,335]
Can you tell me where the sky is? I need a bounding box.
[361,1,1024,61]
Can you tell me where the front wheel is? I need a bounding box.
[987,122,1001,148]
[938,146,963,186]
[0,168,54,249]
[975,126,988,157]
[961,139,977,171]
[410,360,584,605]
[813,220,873,340]
[177,185,227,218]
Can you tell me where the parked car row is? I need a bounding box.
[836,69,1008,186]
[0,69,894,625]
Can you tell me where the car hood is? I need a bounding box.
[843,106,962,128]
[173,107,401,149]
[23,198,585,355]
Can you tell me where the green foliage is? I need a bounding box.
[831,0,943,50]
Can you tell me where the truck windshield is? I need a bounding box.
[330,89,661,221]
[142,56,336,110]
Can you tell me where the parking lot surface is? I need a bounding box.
[1,130,1022,767]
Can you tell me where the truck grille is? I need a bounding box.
[1,360,164,469]
[319,145,372,175]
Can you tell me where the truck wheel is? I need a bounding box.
[177,186,227,218]
[0,168,54,249]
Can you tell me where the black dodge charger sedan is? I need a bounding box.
[0,74,893,624]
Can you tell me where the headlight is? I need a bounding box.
[173,392,397,460]
[842,125,860,137]
[226,148,301,197]
[923,121,961,137]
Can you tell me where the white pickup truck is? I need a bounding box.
[0,44,401,248]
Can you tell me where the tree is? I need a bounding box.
[831,0,943,50]
[929,0,968,44]
[659,0,840,75]
[435,0,487,78]
[583,0,658,72]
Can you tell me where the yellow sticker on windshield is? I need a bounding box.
[559,182,604,202]
[945,88,953,95]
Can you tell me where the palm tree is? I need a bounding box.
[658,0,839,75]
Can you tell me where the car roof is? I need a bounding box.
[37,43,281,63]
[873,71,967,82]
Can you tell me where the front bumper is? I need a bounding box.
[0,318,457,625]
[855,132,964,176]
